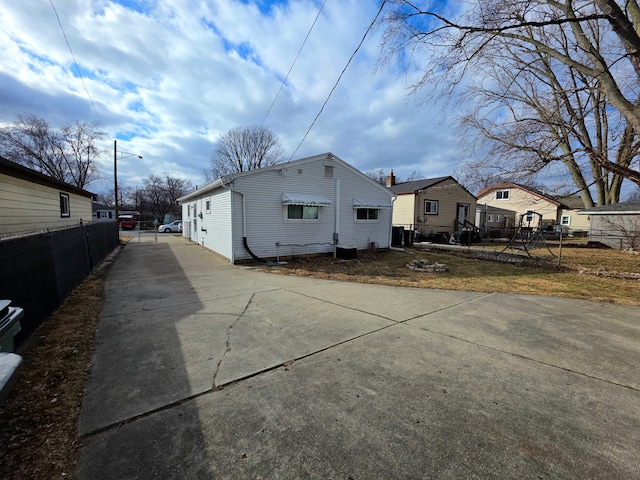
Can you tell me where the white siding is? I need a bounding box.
[180,155,394,263]
[199,190,233,260]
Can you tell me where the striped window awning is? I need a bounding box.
[281,193,332,206]
[353,198,393,209]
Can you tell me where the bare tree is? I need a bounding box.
[364,168,387,185]
[0,113,104,188]
[140,174,192,224]
[206,125,284,180]
[452,23,638,206]
[379,0,640,189]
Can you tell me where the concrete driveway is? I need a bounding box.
[76,234,640,479]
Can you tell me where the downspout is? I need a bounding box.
[220,177,266,264]
[334,178,340,258]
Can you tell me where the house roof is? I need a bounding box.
[0,155,95,198]
[476,204,516,215]
[477,182,584,210]
[387,176,452,194]
[388,176,476,199]
[577,200,640,215]
[178,152,395,202]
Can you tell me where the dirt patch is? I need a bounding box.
[0,246,120,479]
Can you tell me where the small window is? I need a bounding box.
[205,199,211,213]
[287,205,319,220]
[424,200,438,215]
[60,193,70,217]
[495,215,501,222]
[356,208,379,221]
[487,215,494,222]
[561,215,571,226]
[496,190,510,200]
[108,211,113,219]
[325,165,333,178]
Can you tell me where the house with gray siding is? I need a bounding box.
[178,153,395,264]
[577,200,640,249]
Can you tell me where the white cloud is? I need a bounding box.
[0,0,461,193]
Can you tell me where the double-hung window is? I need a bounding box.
[424,200,438,215]
[60,193,70,217]
[495,190,510,200]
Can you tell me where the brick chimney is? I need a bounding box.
[386,169,396,187]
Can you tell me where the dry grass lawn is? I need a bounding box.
[258,243,640,306]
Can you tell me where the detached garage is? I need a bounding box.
[178,152,395,263]
[578,200,640,249]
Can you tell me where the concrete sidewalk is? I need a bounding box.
[76,235,640,479]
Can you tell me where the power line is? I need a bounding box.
[289,0,388,161]
[261,0,328,127]
[49,0,104,126]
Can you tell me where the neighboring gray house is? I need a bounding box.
[178,153,395,263]
[577,200,640,249]
[475,204,516,235]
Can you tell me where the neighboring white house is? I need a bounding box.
[178,153,395,264]
[92,203,116,222]
[0,156,94,237]
[577,200,640,249]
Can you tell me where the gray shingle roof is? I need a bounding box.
[387,176,453,194]
[577,200,640,214]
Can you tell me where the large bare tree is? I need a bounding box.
[0,113,104,189]
[453,19,638,206]
[205,125,284,181]
[379,0,640,192]
[141,174,192,224]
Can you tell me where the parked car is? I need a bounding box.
[118,215,136,230]
[158,220,182,233]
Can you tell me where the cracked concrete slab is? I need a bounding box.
[215,288,394,386]
[76,235,640,479]
[77,321,640,480]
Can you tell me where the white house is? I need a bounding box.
[92,203,115,222]
[178,153,395,264]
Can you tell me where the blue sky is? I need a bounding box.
[0,0,463,194]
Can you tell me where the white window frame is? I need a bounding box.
[205,198,211,213]
[285,205,321,222]
[561,215,571,226]
[424,200,439,215]
[60,192,70,218]
[355,208,379,222]
[487,214,494,222]
[495,190,510,200]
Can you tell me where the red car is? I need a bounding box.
[117,215,136,230]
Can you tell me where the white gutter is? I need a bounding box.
[334,178,340,258]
